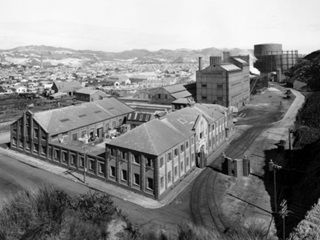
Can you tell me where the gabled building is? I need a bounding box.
[196,55,250,108]
[148,82,196,105]
[74,88,110,102]
[10,97,134,159]
[105,103,234,199]
[51,81,82,97]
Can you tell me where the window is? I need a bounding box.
[186,157,189,166]
[72,133,77,141]
[105,123,109,131]
[174,148,178,157]
[158,94,161,99]
[133,154,140,164]
[160,177,164,189]
[160,157,164,168]
[62,152,68,162]
[168,152,172,162]
[147,178,154,190]
[33,143,39,153]
[139,114,144,121]
[202,96,207,100]
[200,132,203,139]
[122,169,127,181]
[202,84,207,88]
[186,141,189,149]
[110,148,116,157]
[112,121,116,128]
[217,97,223,101]
[41,145,46,156]
[89,160,94,171]
[79,157,84,167]
[174,166,178,176]
[82,130,86,137]
[71,154,76,165]
[121,151,126,159]
[191,137,194,145]
[191,153,195,163]
[134,173,140,185]
[180,162,183,171]
[34,128,39,138]
[110,166,116,177]
[217,84,223,89]
[168,171,172,182]
[164,94,168,99]
[180,144,184,152]
[146,158,153,167]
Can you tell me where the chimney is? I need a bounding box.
[198,57,202,71]
[223,52,230,63]
[209,56,221,65]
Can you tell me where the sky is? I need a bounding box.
[0,0,319,54]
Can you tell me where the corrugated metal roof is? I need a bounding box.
[163,84,187,93]
[34,98,133,136]
[171,91,192,99]
[233,58,247,64]
[53,81,82,92]
[219,64,241,72]
[107,103,227,155]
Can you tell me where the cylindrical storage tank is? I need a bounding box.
[254,43,283,56]
[209,56,222,65]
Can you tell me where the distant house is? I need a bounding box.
[107,75,131,87]
[74,88,110,102]
[11,85,27,93]
[51,81,82,97]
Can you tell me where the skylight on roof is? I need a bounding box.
[178,118,187,124]
[108,107,115,110]
[60,118,70,122]
[79,114,87,118]
[94,110,102,114]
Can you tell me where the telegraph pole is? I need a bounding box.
[269,159,282,213]
[280,199,290,240]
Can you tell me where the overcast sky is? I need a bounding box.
[0,0,319,53]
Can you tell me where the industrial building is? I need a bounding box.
[105,103,234,199]
[10,97,134,163]
[196,53,250,108]
[254,43,299,74]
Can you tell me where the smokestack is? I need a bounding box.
[223,52,230,63]
[198,57,202,71]
[209,56,221,65]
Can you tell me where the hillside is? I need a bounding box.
[0,45,254,67]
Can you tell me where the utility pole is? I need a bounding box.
[280,199,290,240]
[269,159,282,213]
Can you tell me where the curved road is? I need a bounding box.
[190,89,298,233]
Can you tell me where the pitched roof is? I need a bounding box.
[219,64,241,72]
[163,84,187,93]
[107,103,228,155]
[76,87,108,96]
[171,91,192,99]
[33,98,133,135]
[53,81,82,92]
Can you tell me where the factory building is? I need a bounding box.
[105,103,234,199]
[196,54,250,109]
[254,43,299,74]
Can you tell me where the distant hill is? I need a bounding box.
[0,45,253,67]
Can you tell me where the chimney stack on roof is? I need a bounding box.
[209,56,222,65]
[223,52,230,63]
[198,57,202,71]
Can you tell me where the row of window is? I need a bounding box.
[109,167,154,190]
[160,153,195,189]
[201,96,224,101]
[201,84,223,89]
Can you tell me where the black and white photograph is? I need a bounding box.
[0,0,319,239]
